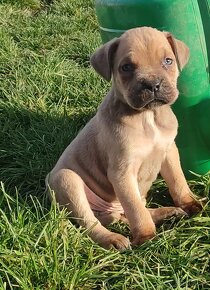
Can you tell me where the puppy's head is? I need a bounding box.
[91,27,189,110]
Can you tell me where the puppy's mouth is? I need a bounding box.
[143,94,169,109]
[126,80,178,110]
[128,91,170,110]
[143,94,168,106]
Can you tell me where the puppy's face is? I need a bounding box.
[113,28,181,110]
[91,27,189,110]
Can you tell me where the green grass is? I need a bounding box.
[0,0,209,289]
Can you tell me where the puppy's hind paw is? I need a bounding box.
[173,207,189,218]
[181,198,205,216]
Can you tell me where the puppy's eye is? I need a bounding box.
[121,63,135,72]
[164,58,173,65]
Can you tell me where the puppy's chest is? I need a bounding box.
[129,111,177,178]
[134,111,177,155]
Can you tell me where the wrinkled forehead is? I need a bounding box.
[115,28,174,64]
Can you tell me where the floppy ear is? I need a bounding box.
[90,38,120,81]
[164,32,190,71]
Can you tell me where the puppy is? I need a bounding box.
[46,27,202,250]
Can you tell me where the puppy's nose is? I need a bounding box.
[141,80,161,93]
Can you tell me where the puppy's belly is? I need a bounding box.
[85,184,124,215]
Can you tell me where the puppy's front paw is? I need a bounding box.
[132,231,156,246]
[100,232,130,250]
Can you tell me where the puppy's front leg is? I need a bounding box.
[108,170,156,245]
[160,142,202,215]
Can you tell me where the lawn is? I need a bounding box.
[0,0,209,289]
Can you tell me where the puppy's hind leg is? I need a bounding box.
[95,211,124,227]
[148,207,187,225]
[47,169,130,250]
[118,207,187,226]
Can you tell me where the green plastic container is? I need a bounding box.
[95,0,210,178]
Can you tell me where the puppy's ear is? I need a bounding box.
[90,38,120,81]
[164,32,190,71]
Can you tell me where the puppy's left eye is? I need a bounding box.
[163,58,173,65]
[121,63,135,72]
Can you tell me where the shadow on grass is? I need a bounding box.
[0,103,94,199]
[41,0,54,5]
